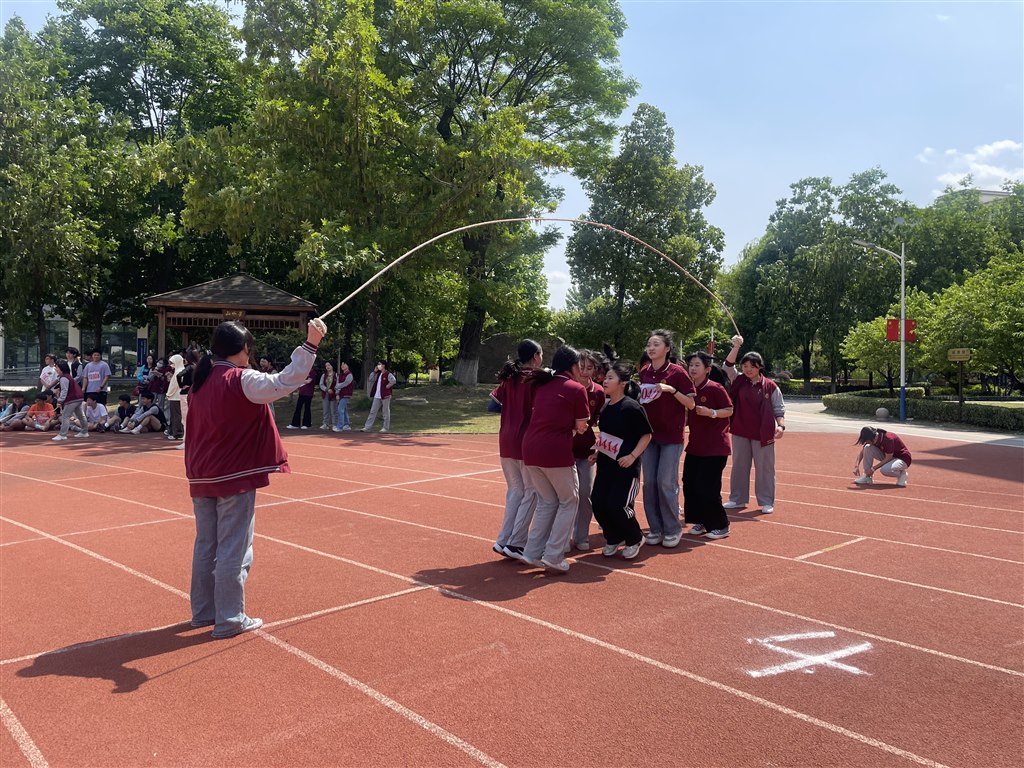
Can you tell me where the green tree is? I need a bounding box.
[564,103,724,355]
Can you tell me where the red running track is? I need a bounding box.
[1,429,1022,767]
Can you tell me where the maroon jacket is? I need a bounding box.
[368,368,394,399]
[730,374,781,447]
[185,362,290,498]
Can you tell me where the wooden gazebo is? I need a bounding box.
[147,273,317,359]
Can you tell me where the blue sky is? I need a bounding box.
[5,0,1023,309]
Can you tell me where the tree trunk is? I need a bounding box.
[454,235,489,385]
[800,342,812,392]
[35,305,47,367]
[363,291,381,382]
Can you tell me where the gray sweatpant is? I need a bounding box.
[572,457,595,547]
[524,465,578,564]
[728,435,776,507]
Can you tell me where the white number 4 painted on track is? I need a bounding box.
[747,631,872,678]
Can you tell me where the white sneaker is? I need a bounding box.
[332,426,342,432]
[300,426,308,430]
[176,443,185,450]
[706,527,731,540]
[51,434,68,441]
[689,524,707,537]
[540,557,570,573]
[74,431,89,438]
[622,540,643,560]
[644,532,663,546]
[761,505,774,514]
[896,471,908,487]
[602,543,620,557]
[662,532,682,548]
[342,426,351,431]
[575,541,591,552]
[320,424,329,430]
[131,425,143,434]
[34,423,46,431]
[286,425,298,430]
[360,427,369,432]
[379,429,388,433]
[723,500,745,509]
[854,475,873,485]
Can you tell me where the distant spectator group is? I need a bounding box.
[0,346,197,449]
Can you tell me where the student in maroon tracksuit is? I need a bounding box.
[185,318,327,639]
[288,366,317,430]
[570,349,606,551]
[638,330,696,547]
[683,351,734,540]
[490,339,543,560]
[521,346,590,573]
[52,359,89,441]
[853,426,912,487]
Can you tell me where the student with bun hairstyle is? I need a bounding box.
[491,339,543,559]
[638,329,696,547]
[520,345,590,573]
[185,318,327,639]
[590,360,652,559]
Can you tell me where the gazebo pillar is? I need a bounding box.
[157,308,167,360]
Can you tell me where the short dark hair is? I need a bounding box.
[90,348,102,356]
[140,391,154,401]
[119,394,133,403]
[686,350,714,368]
[66,346,80,356]
[35,393,48,401]
[11,392,24,399]
[85,394,98,402]
[739,351,765,370]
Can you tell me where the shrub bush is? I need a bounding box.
[822,392,1024,431]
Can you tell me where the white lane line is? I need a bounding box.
[0,520,503,768]
[2,589,431,667]
[0,698,48,768]
[772,497,1023,534]
[256,631,507,768]
[50,471,137,483]
[0,515,189,599]
[770,481,1023,514]
[256,506,1024,679]
[726,515,1023,565]
[795,537,867,561]
[773,469,1024,501]
[1,517,187,549]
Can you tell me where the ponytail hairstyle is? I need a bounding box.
[607,360,641,401]
[191,321,256,394]
[497,338,542,381]
[856,426,882,445]
[534,345,580,386]
[649,329,676,363]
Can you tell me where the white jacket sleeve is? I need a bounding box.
[241,343,318,405]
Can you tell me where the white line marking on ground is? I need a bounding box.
[747,632,872,677]
[773,469,1024,501]
[257,631,507,768]
[795,537,867,561]
[0,517,187,549]
[772,497,1023,534]
[0,698,48,768]
[775,481,1023,513]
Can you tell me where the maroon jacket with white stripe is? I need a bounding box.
[185,342,318,498]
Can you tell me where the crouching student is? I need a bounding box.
[591,361,652,559]
[520,346,590,573]
[854,426,912,487]
[122,391,166,434]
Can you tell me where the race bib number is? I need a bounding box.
[639,383,660,405]
[595,432,624,460]
[88,371,101,382]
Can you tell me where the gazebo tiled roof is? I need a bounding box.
[147,272,316,311]
[146,273,317,359]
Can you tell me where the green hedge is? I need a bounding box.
[846,387,925,399]
[822,392,1024,431]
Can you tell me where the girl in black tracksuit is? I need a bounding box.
[590,361,653,560]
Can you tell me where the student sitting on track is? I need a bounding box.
[76,394,110,432]
[4,394,56,432]
[122,391,166,435]
[853,426,911,487]
[0,392,29,428]
[109,393,134,432]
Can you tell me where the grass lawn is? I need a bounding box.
[273,383,500,434]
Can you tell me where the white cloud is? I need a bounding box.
[915,147,935,163]
[927,139,1024,195]
[546,270,570,286]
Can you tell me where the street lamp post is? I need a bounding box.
[854,239,907,422]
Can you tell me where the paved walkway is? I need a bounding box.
[784,400,1024,448]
